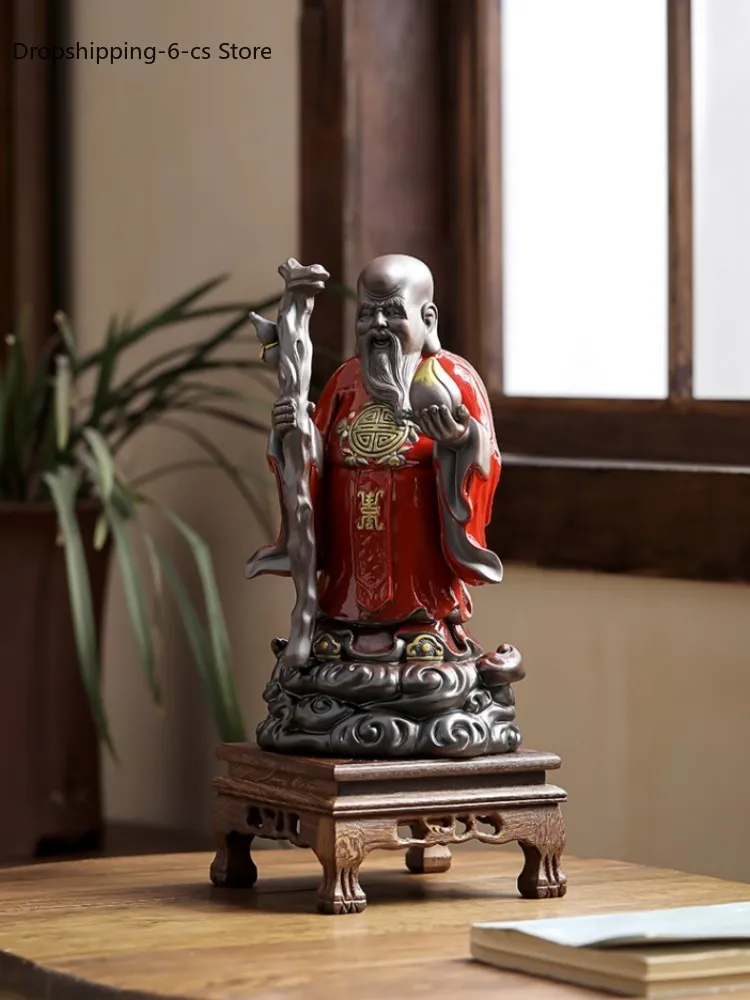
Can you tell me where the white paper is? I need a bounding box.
[474,901,750,949]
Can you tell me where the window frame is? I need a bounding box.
[0,0,62,373]
[301,0,750,582]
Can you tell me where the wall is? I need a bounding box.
[70,0,299,828]
[71,0,750,883]
[471,570,750,881]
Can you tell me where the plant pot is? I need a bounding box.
[0,501,109,860]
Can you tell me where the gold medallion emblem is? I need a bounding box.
[337,402,418,467]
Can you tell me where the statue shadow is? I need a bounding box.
[99,868,519,916]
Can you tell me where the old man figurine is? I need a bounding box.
[249,253,524,758]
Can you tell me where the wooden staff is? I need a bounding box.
[248,258,329,669]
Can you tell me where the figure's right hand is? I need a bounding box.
[272,397,298,437]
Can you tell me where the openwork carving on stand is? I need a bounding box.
[243,804,309,846]
[395,812,509,847]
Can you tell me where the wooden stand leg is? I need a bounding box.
[209,831,258,889]
[313,819,368,915]
[405,844,452,874]
[210,746,568,912]
[516,805,567,899]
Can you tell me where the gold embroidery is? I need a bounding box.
[312,633,342,660]
[337,402,418,468]
[405,634,445,660]
[356,490,385,531]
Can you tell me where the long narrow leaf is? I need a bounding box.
[130,458,273,490]
[153,417,273,538]
[138,494,246,741]
[0,345,9,478]
[93,513,109,551]
[53,311,78,363]
[81,457,161,707]
[89,317,120,423]
[76,276,230,375]
[141,532,166,674]
[174,403,269,435]
[1,316,29,496]
[54,354,72,450]
[82,426,115,501]
[113,311,255,404]
[115,293,281,388]
[109,507,162,707]
[9,317,28,448]
[109,359,276,430]
[102,378,271,442]
[148,535,236,739]
[43,467,116,756]
[168,380,272,408]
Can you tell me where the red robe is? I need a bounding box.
[306,350,502,625]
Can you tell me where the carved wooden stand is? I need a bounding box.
[209,745,567,915]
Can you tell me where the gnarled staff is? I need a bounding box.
[246,258,329,669]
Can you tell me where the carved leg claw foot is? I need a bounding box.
[316,862,367,914]
[405,844,452,874]
[314,819,368,914]
[209,832,258,888]
[517,840,567,899]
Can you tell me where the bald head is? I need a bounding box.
[357,254,435,304]
[355,254,440,411]
[356,254,440,357]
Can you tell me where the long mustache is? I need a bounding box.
[360,330,417,412]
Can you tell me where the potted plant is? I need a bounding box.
[0,276,281,859]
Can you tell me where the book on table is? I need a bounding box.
[470,900,750,997]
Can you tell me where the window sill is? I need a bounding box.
[489,456,750,583]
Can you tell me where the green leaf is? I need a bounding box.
[130,458,273,490]
[43,467,116,757]
[126,274,229,331]
[1,314,30,497]
[89,317,120,423]
[155,417,273,538]
[113,310,257,405]
[141,532,166,680]
[53,311,78,363]
[139,495,246,741]
[174,402,269,435]
[113,292,282,388]
[54,354,73,450]
[31,404,61,500]
[109,509,161,707]
[76,276,231,376]
[101,370,272,448]
[0,349,9,479]
[82,426,115,501]
[81,462,161,708]
[168,379,271,408]
[148,535,239,739]
[93,513,109,551]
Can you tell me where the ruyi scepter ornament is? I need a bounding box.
[247,253,525,758]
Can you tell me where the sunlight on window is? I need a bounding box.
[693,0,750,400]
[501,0,669,399]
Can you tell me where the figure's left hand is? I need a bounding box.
[415,403,470,447]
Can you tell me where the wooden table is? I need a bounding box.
[1,850,749,999]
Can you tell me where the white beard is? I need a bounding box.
[360,333,421,413]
